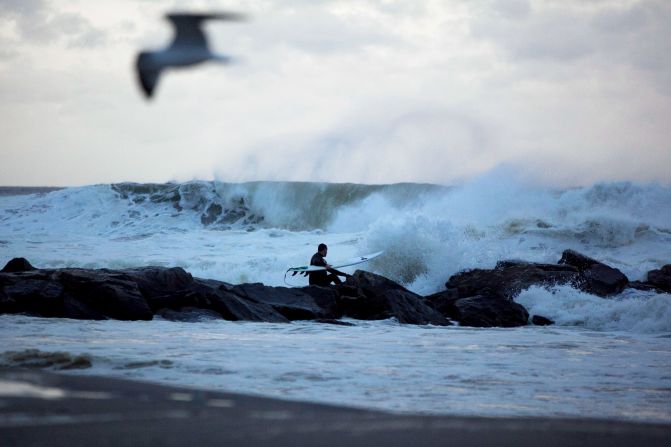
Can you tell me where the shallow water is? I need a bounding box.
[2,315,670,423]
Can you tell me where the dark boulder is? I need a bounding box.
[626,281,666,293]
[344,271,451,326]
[0,288,11,313]
[443,251,629,301]
[445,262,580,300]
[56,269,153,321]
[0,271,64,317]
[646,265,671,293]
[63,294,108,320]
[2,257,36,273]
[426,289,528,328]
[202,282,289,323]
[559,250,628,296]
[122,266,196,306]
[558,250,599,270]
[0,268,108,320]
[531,315,554,326]
[424,289,461,315]
[449,294,529,328]
[117,268,291,323]
[230,283,340,320]
[580,263,629,296]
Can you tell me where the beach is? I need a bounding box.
[2,368,670,447]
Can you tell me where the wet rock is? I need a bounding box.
[444,251,630,300]
[157,307,222,322]
[531,315,554,326]
[335,284,364,299]
[646,265,671,293]
[580,264,629,296]
[120,359,173,369]
[231,283,340,320]
[1,257,36,273]
[204,282,289,323]
[123,266,196,303]
[559,250,629,296]
[315,318,355,326]
[0,272,65,317]
[63,294,108,320]
[0,267,153,321]
[626,281,665,293]
[445,262,580,300]
[0,257,558,328]
[0,288,11,313]
[200,203,223,225]
[1,349,92,370]
[120,266,213,317]
[57,270,154,321]
[425,288,529,328]
[449,294,529,328]
[558,250,600,271]
[343,271,451,326]
[134,276,289,323]
[424,289,461,315]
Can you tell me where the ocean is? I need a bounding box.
[1,177,670,422]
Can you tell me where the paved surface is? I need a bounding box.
[1,368,669,447]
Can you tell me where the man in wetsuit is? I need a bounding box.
[309,243,351,286]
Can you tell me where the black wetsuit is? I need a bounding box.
[309,252,344,286]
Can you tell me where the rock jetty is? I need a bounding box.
[1,251,668,328]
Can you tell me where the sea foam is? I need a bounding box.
[0,176,669,299]
[516,285,671,333]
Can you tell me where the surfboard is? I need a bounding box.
[286,251,384,276]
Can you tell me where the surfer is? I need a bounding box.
[309,243,351,286]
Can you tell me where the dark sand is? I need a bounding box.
[1,368,669,447]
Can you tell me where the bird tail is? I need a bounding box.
[211,54,233,64]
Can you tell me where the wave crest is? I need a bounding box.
[515,285,671,333]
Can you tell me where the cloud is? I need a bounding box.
[52,13,106,48]
[1,0,670,187]
[470,0,671,92]
[0,47,18,60]
[204,2,407,60]
[489,0,531,20]
[0,0,106,48]
[0,0,46,15]
[211,101,496,185]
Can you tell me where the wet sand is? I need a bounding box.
[1,368,669,447]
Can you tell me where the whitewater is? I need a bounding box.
[1,176,670,422]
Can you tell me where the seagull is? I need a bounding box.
[136,12,244,99]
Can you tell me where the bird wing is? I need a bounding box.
[166,13,243,51]
[136,53,161,98]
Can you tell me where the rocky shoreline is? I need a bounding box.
[1,250,669,328]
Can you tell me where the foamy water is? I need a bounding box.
[1,316,670,422]
[1,177,669,294]
[1,175,670,422]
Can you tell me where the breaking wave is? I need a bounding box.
[0,181,445,233]
[0,176,669,295]
[515,285,671,333]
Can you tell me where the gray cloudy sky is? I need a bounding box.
[1,0,670,186]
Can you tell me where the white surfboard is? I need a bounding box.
[286,251,384,275]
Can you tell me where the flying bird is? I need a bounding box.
[136,13,244,99]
